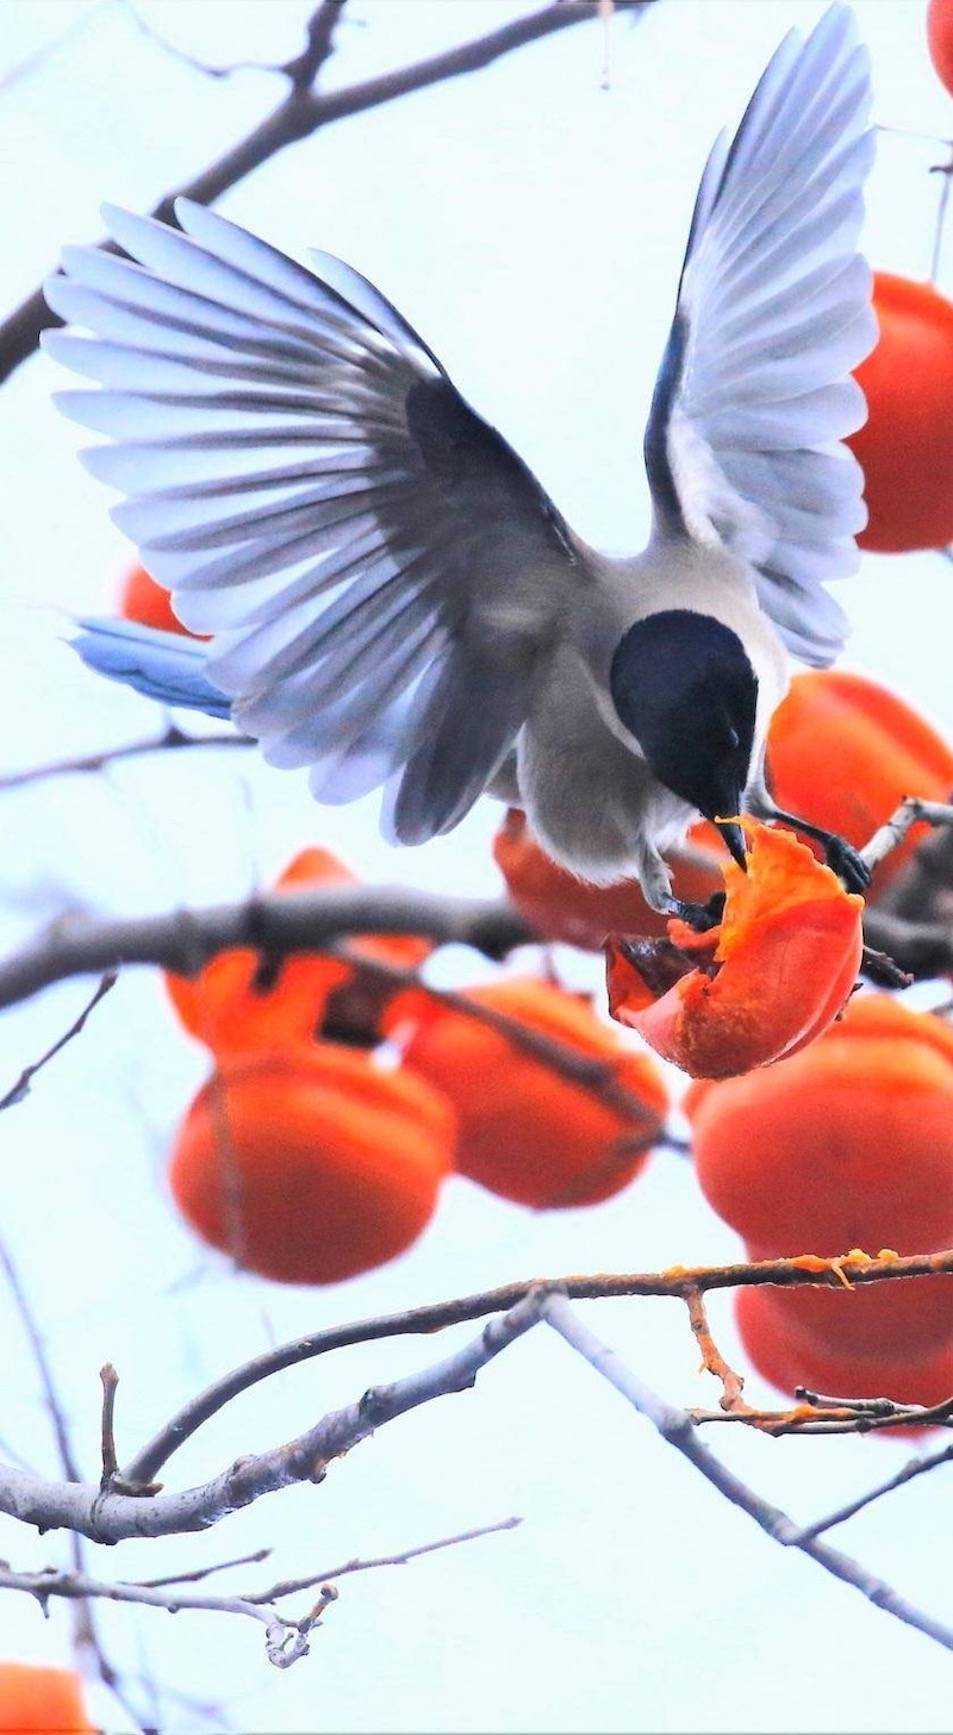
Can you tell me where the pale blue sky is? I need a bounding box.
[2,3,953,1730]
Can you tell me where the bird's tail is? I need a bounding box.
[70,617,233,720]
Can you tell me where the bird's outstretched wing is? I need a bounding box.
[44,202,579,840]
[643,3,876,667]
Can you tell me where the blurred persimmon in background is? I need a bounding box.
[736,1285,953,1430]
[169,1047,454,1284]
[927,0,953,96]
[0,1664,95,1733]
[166,846,431,1055]
[493,809,723,950]
[767,670,953,896]
[119,562,205,639]
[689,996,953,1360]
[849,273,953,551]
[385,977,667,1209]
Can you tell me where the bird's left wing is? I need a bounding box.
[44,201,579,841]
[643,4,877,666]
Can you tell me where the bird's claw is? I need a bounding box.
[666,891,726,933]
[824,835,872,894]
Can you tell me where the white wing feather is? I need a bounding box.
[644,4,877,667]
[43,201,578,840]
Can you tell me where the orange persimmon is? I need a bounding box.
[492,808,724,949]
[737,1286,953,1434]
[688,997,953,1354]
[767,670,953,895]
[0,1664,95,1733]
[384,977,667,1208]
[120,562,204,638]
[169,1047,454,1284]
[848,273,953,551]
[928,0,953,97]
[166,847,432,1054]
[607,822,863,1080]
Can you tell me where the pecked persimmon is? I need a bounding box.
[767,670,953,895]
[607,822,863,1080]
[688,996,953,1354]
[737,1285,953,1433]
[492,808,723,949]
[120,562,205,638]
[384,977,668,1208]
[169,1047,454,1284]
[928,0,953,97]
[0,1664,95,1733]
[166,846,432,1054]
[848,273,953,551]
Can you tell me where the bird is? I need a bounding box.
[43,2,877,927]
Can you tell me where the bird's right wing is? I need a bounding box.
[44,201,580,842]
[643,4,877,666]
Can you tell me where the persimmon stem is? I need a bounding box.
[683,1286,749,1413]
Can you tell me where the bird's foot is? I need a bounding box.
[823,834,872,895]
[664,891,726,933]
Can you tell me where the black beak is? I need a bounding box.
[715,818,748,872]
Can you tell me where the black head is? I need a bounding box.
[609,609,758,868]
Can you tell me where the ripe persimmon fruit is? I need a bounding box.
[386,977,667,1208]
[169,1047,454,1284]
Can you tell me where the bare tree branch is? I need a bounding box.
[1,1515,522,1671]
[121,1246,953,1488]
[541,1294,953,1655]
[0,1560,307,1667]
[0,724,252,792]
[4,1272,953,1663]
[0,1235,152,1730]
[2,792,952,1023]
[0,1289,554,1544]
[0,971,116,1112]
[0,886,532,1013]
[0,1,652,384]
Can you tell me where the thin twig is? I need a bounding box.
[0,1,651,383]
[245,1517,523,1605]
[792,1444,953,1544]
[542,1295,953,1656]
[0,1238,151,1729]
[930,147,953,283]
[0,0,112,95]
[0,971,117,1112]
[132,1550,272,1590]
[117,0,321,83]
[99,1365,119,1487]
[0,726,252,792]
[0,1238,82,1483]
[0,1561,298,1660]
